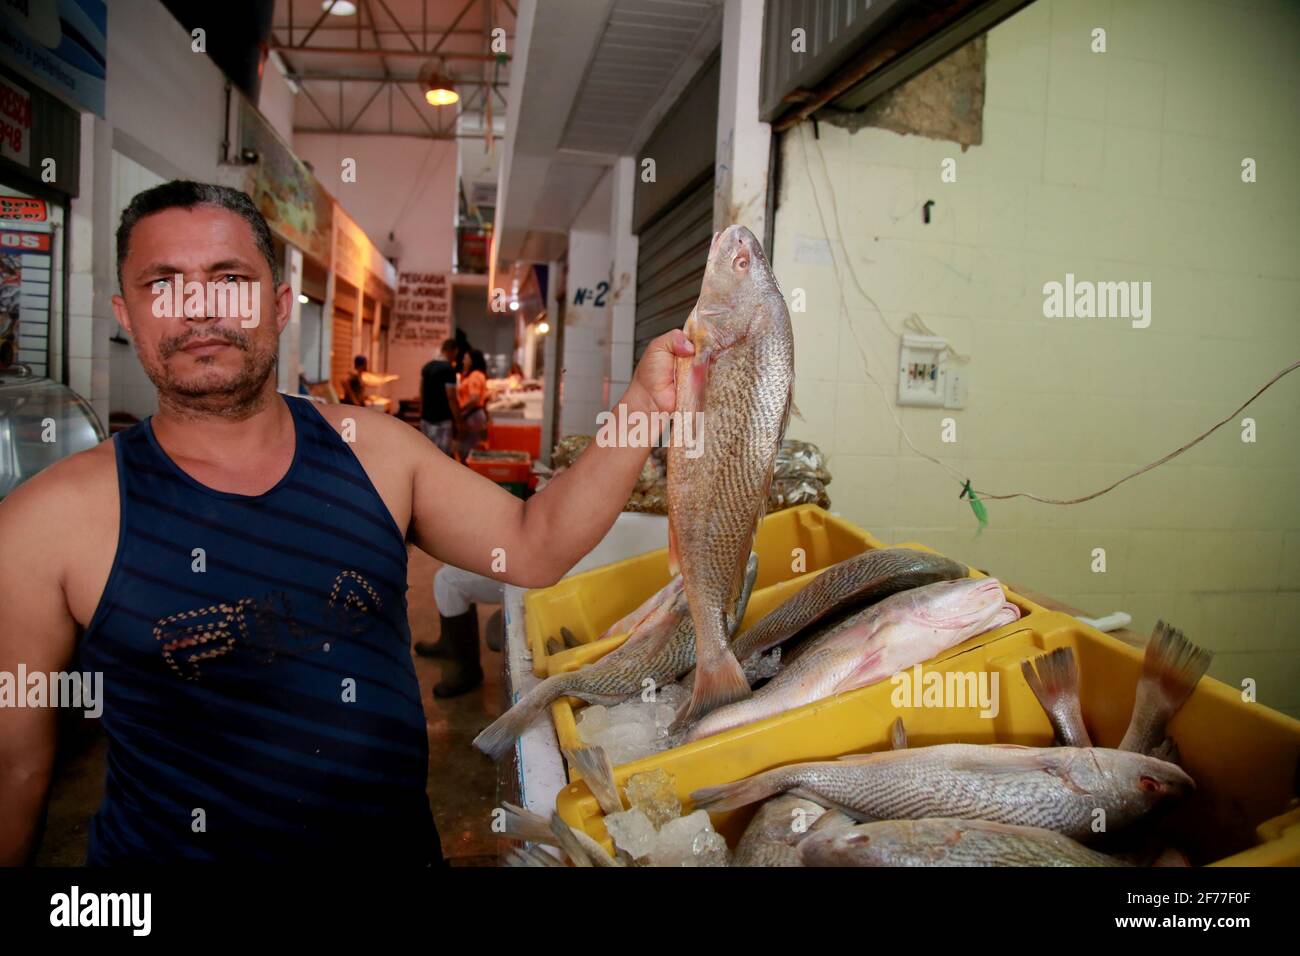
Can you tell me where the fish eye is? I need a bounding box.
[735,256,750,271]
[1138,775,1163,792]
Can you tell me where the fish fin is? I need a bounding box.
[563,745,623,816]
[1151,737,1180,765]
[505,846,565,867]
[618,587,687,652]
[680,639,751,725]
[1120,620,1213,753]
[790,399,804,422]
[548,813,594,867]
[667,519,682,578]
[1144,620,1213,713]
[834,647,887,693]
[499,802,556,845]
[472,674,572,759]
[890,717,908,750]
[947,744,1064,776]
[1020,647,1092,747]
[690,768,789,813]
[549,812,620,867]
[727,552,760,637]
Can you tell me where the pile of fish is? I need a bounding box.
[501,616,1212,866]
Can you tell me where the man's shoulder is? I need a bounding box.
[311,402,421,451]
[0,439,117,539]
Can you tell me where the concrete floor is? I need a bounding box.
[34,546,505,866]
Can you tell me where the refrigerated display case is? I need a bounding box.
[0,371,107,499]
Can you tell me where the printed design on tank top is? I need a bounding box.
[153,571,382,681]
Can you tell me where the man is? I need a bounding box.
[418,338,460,456]
[0,180,692,866]
[341,353,367,405]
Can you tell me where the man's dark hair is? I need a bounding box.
[354,354,368,369]
[116,180,281,290]
[468,349,487,375]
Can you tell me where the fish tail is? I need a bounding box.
[889,717,908,750]
[1020,647,1091,747]
[549,812,619,867]
[472,674,572,759]
[690,767,794,813]
[563,745,623,816]
[1120,620,1212,753]
[681,616,751,725]
[499,802,555,845]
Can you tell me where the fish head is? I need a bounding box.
[1092,749,1197,808]
[696,225,781,342]
[905,577,1011,634]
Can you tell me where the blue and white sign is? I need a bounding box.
[0,0,107,117]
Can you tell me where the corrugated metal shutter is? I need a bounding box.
[633,174,714,361]
[331,311,354,391]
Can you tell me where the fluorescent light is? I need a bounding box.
[323,0,357,15]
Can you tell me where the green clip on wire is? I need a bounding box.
[960,480,988,536]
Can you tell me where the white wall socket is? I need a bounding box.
[898,334,947,407]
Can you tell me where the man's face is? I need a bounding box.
[111,205,290,408]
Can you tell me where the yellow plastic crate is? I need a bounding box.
[555,610,1300,866]
[545,527,1046,772]
[524,505,884,678]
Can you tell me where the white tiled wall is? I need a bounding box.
[106,151,165,422]
[773,0,1300,714]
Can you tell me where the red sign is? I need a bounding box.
[0,230,51,252]
[0,196,46,222]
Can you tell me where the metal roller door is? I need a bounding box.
[633,174,714,361]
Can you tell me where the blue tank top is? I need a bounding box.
[78,395,438,865]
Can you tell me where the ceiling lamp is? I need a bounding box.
[536,321,550,335]
[322,0,357,15]
[421,61,459,106]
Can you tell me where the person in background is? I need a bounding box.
[341,354,367,405]
[456,348,489,460]
[419,339,460,456]
[506,362,524,389]
[412,565,507,696]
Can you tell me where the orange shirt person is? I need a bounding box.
[456,349,489,460]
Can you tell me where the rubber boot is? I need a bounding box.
[433,607,483,698]
[485,608,504,652]
[414,602,476,659]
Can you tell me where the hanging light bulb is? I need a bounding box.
[536,321,550,335]
[421,60,459,106]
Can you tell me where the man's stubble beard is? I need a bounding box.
[142,340,280,421]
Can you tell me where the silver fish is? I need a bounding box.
[685,577,1020,743]
[690,743,1195,842]
[798,818,1131,867]
[668,225,795,725]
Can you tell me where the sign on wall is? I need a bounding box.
[0,226,52,375]
[0,0,107,118]
[239,100,333,267]
[0,75,31,165]
[391,272,451,351]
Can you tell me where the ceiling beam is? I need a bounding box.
[270,42,506,61]
[289,73,507,85]
[293,129,496,140]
